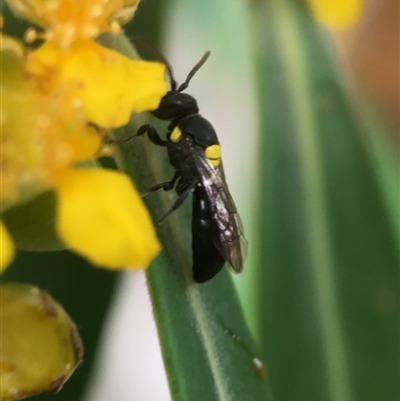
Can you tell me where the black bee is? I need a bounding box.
[137,51,247,283]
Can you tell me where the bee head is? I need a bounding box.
[150,51,211,121]
[151,91,199,120]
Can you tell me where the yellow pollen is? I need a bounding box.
[170,127,182,142]
[25,28,39,43]
[205,144,221,168]
[46,1,58,12]
[83,24,100,38]
[91,5,103,18]
[109,21,121,36]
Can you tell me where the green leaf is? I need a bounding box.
[105,31,274,400]
[114,112,273,401]
[248,1,399,401]
[3,191,63,251]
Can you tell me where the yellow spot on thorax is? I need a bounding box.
[169,127,182,142]
[205,144,221,168]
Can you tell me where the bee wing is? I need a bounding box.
[187,146,247,274]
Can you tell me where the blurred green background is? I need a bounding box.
[1,0,398,400]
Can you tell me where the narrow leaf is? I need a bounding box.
[105,32,274,400]
[250,1,399,401]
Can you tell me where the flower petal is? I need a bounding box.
[56,169,160,269]
[27,41,167,128]
[0,221,15,271]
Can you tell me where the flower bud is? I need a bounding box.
[0,283,83,401]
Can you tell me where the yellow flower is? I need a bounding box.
[307,0,363,29]
[6,0,141,45]
[1,37,101,206]
[7,0,167,127]
[26,40,166,127]
[1,0,166,271]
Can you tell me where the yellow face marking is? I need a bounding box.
[205,144,221,168]
[169,127,182,142]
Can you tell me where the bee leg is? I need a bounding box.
[138,124,167,147]
[105,124,167,146]
[155,183,195,225]
[142,173,179,197]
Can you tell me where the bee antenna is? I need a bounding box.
[133,36,178,91]
[178,51,211,92]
